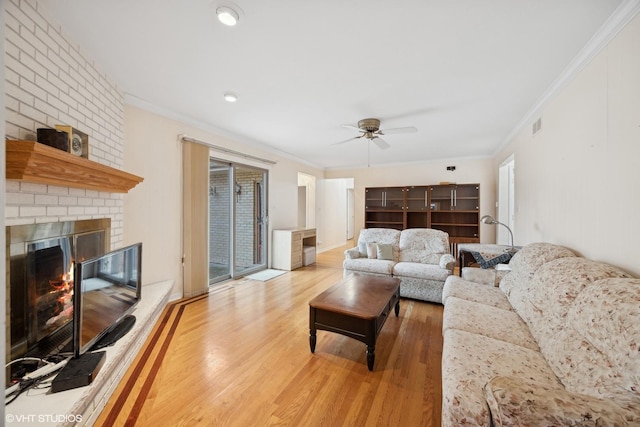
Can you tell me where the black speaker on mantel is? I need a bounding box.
[37,128,69,152]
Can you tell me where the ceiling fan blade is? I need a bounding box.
[379,126,417,135]
[332,135,362,145]
[373,137,390,150]
[342,124,364,132]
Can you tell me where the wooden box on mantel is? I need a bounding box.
[5,140,143,193]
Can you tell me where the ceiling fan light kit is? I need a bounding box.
[357,118,381,132]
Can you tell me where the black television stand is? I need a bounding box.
[90,314,136,351]
[51,351,106,393]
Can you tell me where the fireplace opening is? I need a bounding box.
[6,219,110,384]
[30,240,74,343]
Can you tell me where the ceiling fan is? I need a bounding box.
[335,118,417,150]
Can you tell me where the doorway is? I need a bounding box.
[316,178,354,250]
[297,172,316,228]
[497,156,515,245]
[208,160,268,284]
[347,188,355,240]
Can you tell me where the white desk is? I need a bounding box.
[272,228,316,270]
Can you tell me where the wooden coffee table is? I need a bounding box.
[309,274,400,371]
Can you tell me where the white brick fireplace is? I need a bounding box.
[5,0,126,247]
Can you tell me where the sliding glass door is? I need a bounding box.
[209,160,232,283]
[233,166,267,275]
[209,160,267,284]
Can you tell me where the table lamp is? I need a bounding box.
[481,215,518,254]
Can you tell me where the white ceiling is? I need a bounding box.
[42,0,624,169]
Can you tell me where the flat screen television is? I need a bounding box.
[72,242,142,357]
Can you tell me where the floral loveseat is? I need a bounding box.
[441,242,640,426]
[343,228,455,303]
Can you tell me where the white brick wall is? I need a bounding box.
[209,172,230,266]
[4,0,126,248]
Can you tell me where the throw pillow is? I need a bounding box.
[366,242,378,259]
[376,243,393,260]
[358,241,368,258]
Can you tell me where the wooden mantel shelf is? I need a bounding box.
[6,140,143,193]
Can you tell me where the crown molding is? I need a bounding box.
[497,0,640,153]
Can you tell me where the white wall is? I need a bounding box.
[123,106,183,296]
[123,105,324,297]
[325,157,496,243]
[268,157,322,230]
[495,13,640,276]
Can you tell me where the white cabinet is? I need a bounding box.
[272,228,316,270]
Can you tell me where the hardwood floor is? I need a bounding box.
[95,245,443,426]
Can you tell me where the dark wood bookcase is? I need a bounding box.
[364,184,480,252]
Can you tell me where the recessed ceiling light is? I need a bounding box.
[224,92,238,103]
[216,6,239,26]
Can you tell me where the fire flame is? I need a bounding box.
[45,262,74,326]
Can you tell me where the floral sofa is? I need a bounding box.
[343,228,455,303]
[441,242,640,426]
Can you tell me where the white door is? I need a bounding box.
[347,188,355,240]
[498,156,515,245]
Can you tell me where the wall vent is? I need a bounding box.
[532,117,542,135]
